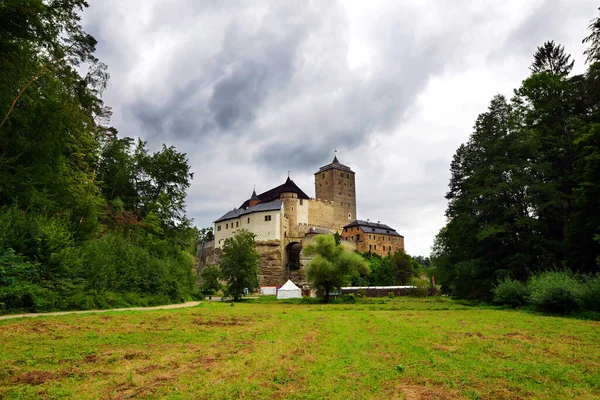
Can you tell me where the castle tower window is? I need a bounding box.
[217,225,221,231]
[265,215,272,221]
[300,199,303,205]
[226,223,228,229]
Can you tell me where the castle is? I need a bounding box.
[213,156,404,287]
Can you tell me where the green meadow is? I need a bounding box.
[1,298,598,399]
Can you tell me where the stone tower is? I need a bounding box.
[314,155,356,229]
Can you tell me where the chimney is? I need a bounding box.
[377,221,380,224]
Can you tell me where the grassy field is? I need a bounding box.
[0,297,598,399]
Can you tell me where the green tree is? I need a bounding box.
[390,250,414,285]
[583,7,600,64]
[530,41,574,76]
[198,227,214,242]
[304,235,369,303]
[219,230,260,301]
[200,265,221,294]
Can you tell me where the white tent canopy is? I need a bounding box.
[277,280,302,299]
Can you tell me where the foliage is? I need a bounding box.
[530,40,574,75]
[389,250,414,285]
[579,273,600,312]
[219,230,260,301]
[583,7,600,64]
[200,265,222,294]
[0,1,197,313]
[304,235,369,303]
[528,271,583,314]
[197,227,214,242]
[493,278,530,308]
[435,15,600,299]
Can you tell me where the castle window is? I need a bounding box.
[348,213,351,218]
[247,217,250,223]
[369,235,371,239]
[351,235,353,240]
[300,199,303,205]
[344,183,346,186]
[388,236,390,241]
[369,244,372,250]
[374,245,377,250]
[265,215,272,221]
[226,223,228,229]
[217,225,221,231]
[236,222,239,227]
[322,173,325,179]
[339,181,341,185]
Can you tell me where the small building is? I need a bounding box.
[341,219,404,257]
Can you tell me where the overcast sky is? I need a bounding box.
[82,0,597,256]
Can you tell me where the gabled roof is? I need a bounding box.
[214,201,282,223]
[343,219,403,237]
[239,177,309,208]
[315,155,354,174]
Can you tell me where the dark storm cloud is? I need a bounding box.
[123,2,312,141]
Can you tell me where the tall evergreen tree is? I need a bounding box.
[530,41,574,76]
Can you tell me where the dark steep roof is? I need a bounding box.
[214,201,282,223]
[239,177,309,209]
[343,220,403,237]
[316,155,354,174]
[249,189,260,201]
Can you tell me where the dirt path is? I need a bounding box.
[0,301,202,321]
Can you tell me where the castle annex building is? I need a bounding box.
[213,156,404,286]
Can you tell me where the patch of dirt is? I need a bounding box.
[483,388,525,399]
[462,332,485,339]
[434,345,454,352]
[84,354,99,363]
[505,332,533,342]
[192,317,246,327]
[135,364,162,375]
[400,384,461,399]
[11,371,54,386]
[123,351,149,360]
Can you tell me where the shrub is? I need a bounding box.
[387,292,395,298]
[529,271,582,314]
[409,277,430,297]
[579,274,600,312]
[493,278,529,307]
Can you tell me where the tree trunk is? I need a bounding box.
[323,286,330,303]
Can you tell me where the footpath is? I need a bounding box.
[0,301,202,321]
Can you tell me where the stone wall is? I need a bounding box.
[307,199,338,231]
[255,240,284,287]
[314,166,356,228]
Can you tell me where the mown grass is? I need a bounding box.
[0,297,598,399]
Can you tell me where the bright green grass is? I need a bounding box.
[0,297,598,399]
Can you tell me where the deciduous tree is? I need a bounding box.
[219,230,260,301]
[304,235,368,303]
